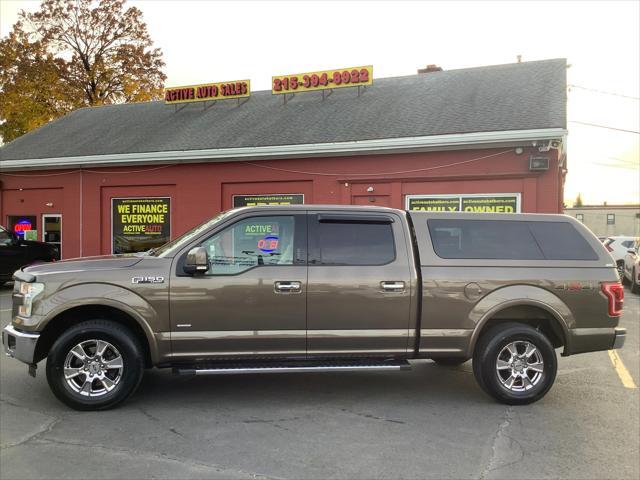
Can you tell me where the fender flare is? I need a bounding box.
[37,284,161,363]
[466,285,574,357]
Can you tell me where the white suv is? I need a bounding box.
[622,242,640,293]
[603,236,637,278]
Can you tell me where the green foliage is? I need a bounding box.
[0,0,166,143]
[574,193,583,207]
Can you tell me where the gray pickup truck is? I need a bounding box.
[3,206,626,410]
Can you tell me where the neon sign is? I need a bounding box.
[14,220,32,236]
[258,235,279,253]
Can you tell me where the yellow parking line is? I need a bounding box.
[608,350,638,389]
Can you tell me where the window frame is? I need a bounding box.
[176,213,307,277]
[308,213,397,267]
[607,213,616,225]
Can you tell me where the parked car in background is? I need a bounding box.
[622,241,640,294]
[0,225,59,283]
[603,236,637,278]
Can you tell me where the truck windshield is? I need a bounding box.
[151,210,236,258]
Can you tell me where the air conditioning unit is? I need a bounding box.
[529,156,549,171]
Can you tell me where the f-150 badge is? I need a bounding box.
[131,276,165,284]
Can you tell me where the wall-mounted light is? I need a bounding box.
[45,202,54,208]
[515,147,524,155]
[367,186,374,192]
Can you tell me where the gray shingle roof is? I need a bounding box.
[0,59,566,162]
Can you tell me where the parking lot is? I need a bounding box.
[0,282,638,480]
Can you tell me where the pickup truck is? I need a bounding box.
[2,205,626,410]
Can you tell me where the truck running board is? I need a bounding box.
[173,359,411,376]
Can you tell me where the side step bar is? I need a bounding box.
[174,360,411,376]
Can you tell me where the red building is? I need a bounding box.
[0,59,567,259]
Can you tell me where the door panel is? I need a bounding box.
[169,214,307,359]
[306,212,411,356]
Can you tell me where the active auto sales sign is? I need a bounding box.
[164,80,250,104]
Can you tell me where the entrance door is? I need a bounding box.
[169,213,308,360]
[42,214,62,260]
[306,211,412,356]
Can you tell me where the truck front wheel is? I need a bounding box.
[472,323,557,405]
[46,320,144,411]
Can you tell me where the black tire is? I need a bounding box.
[46,320,144,411]
[632,269,640,294]
[433,357,468,366]
[472,323,557,405]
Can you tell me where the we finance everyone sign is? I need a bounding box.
[112,198,171,254]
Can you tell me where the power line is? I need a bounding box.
[569,120,640,134]
[568,84,640,100]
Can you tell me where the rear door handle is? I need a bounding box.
[274,281,302,293]
[381,281,405,292]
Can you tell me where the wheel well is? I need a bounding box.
[476,305,566,350]
[34,305,152,367]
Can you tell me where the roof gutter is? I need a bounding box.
[0,128,566,171]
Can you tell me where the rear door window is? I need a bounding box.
[428,219,598,261]
[310,216,396,265]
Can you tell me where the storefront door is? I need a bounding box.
[42,214,62,260]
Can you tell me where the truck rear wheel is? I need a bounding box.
[46,320,144,411]
[473,323,557,405]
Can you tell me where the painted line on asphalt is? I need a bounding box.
[608,350,638,389]
[0,308,12,312]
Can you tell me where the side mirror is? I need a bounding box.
[629,249,637,255]
[184,246,209,275]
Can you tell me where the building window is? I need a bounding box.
[576,214,584,222]
[607,214,615,225]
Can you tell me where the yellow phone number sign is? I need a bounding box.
[272,66,373,94]
[164,80,250,104]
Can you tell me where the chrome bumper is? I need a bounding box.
[2,324,40,364]
[612,327,626,350]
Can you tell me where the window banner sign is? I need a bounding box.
[406,197,460,212]
[406,194,520,213]
[112,197,171,254]
[461,196,519,213]
[232,194,304,208]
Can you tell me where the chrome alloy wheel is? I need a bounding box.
[495,341,544,392]
[63,340,124,397]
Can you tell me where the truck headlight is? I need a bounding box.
[17,282,45,317]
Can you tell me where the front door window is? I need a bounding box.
[201,216,296,275]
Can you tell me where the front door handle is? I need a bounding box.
[381,281,406,292]
[274,281,302,293]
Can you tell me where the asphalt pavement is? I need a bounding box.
[0,282,638,480]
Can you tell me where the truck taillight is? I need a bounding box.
[601,282,624,317]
